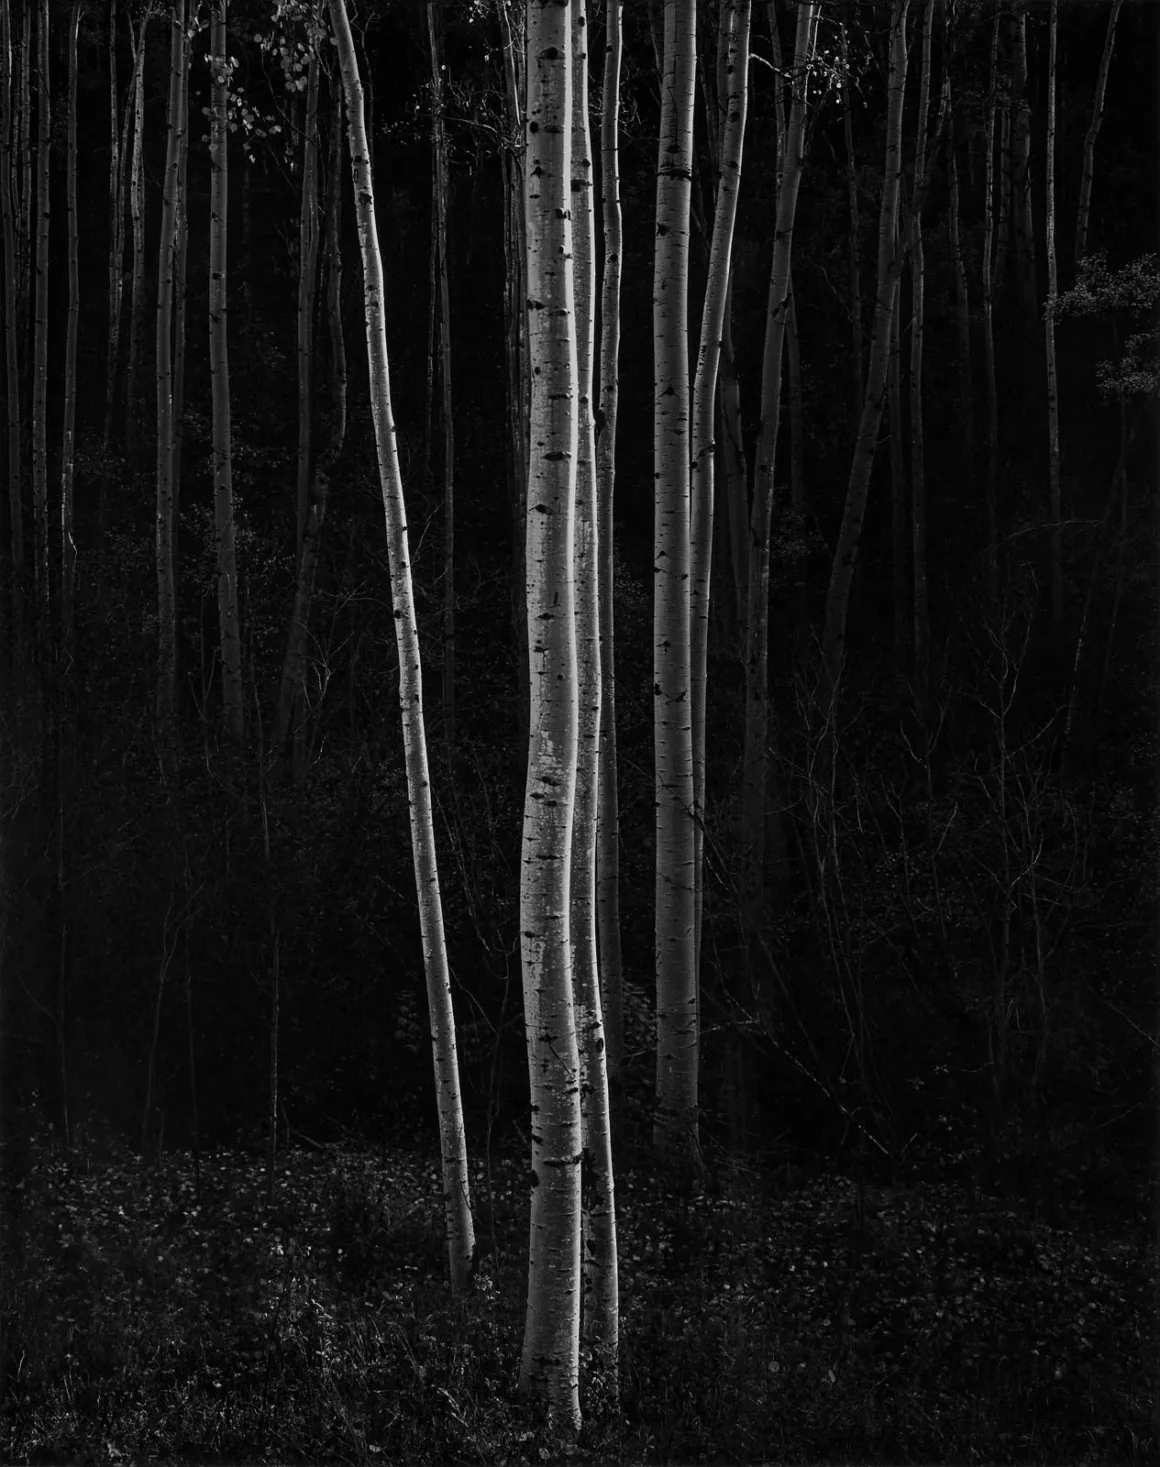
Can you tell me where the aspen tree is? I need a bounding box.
[126,7,147,466]
[155,0,187,741]
[653,0,700,1168]
[720,278,747,637]
[326,0,475,1300]
[1044,0,1061,638]
[31,0,48,635]
[296,31,320,570]
[946,88,973,466]
[595,0,625,1125]
[1075,0,1122,263]
[16,6,28,320]
[739,0,816,974]
[1,0,22,631]
[981,2,1000,608]
[61,0,82,655]
[691,0,750,985]
[889,268,907,672]
[171,16,190,500]
[518,0,581,1424]
[839,19,863,418]
[568,0,616,1374]
[1010,5,1035,324]
[909,0,935,720]
[820,0,910,703]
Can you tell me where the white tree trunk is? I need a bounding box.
[327,0,475,1299]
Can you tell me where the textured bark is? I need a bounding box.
[653,0,700,1168]
[819,0,911,703]
[171,23,190,503]
[909,0,935,718]
[889,278,906,673]
[328,0,475,1301]
[569,0,617,1374]
[296,40,320,569]
[126,8,147,466]
[595,0,624,1130]
[691,0,750,985]
[274,97,347,768]
[1044,0,1062,637]
[739,0,815,968]
[1075,0,1122,263]
[981,3,1000,608]
[840,19,863,418]
[947,103,973,467]
[1010,6,1036,323]
[60,0,82,656]
[31,0,48,635]
[720,276,747,640]
[1,0,22,631]
[155,0,186,742]
[209,0,243,742]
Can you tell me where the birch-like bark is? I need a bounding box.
[1044,0,1061,637]
[61,0,83,656]
[840,19,863,417]
[982,2,1000,607]
[739,0,816,965]
[274,96,347,767]
[517,0,580,1425]
[889,275,906,672]
[1010,5,1035,324]
[691,0,750,986]
[720,277,748,639]
[1074,0,1122,263]
[653,0,700,1168]
[172,18,190,500]
[327,0,475,1302]
[909,0,935,719]
[595,0,625,1129]
[947,104,973,466]
[126,7,147,466]
[155,0,185,741]
[209,0,243,741]
[1,0,22,629]
[296,37,320,569]
[819,0,910,702]
[569,0,616,1372]
[31,0,49,635]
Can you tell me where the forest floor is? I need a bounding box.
[0,1130,1151,1464]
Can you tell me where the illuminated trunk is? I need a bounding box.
[296,39,320,569]
[60,0,82,652]
[1,0,22,630]
[1044,0,1061,636]
[31,0,48,633]
[126,7,147,466]
[981,2,1000,607]
[1074,0,1122,262]
[909,0,935,718]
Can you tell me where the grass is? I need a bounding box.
[0,1130,1152,1464]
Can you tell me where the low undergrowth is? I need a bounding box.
[0,1133,1151,1464]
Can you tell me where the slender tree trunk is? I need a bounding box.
[840,19,862,418]
[819,0,910,703]
[595,0,625,1137]
[1044,0,1062,639]
[569,0,616,1375]
[739,0,815,980]
[1075,0,1122,263]
[274,97,347,767]
[720,276,747,641]
[31,0,49,640]
[296,38,320,569]
[947,90,973,467]
[516,0,580,1424]
[982,1,1000,607]
[155,0,186,743]
[1,0,22,638]
[328,0,475,1301]
[653,0,700,1171]
[209,0,243,742]
[691,0,750,991]
[126,8,147,467]
[60,0,83,660]
[889,275,907,672]
[909,0,935,720]
[1010,5,1035,325]
[172,21,190,502]
[427,0,455,753]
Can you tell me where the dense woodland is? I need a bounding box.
[0,0,1157,1459]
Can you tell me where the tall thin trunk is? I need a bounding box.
[427,0,455,752]
[209,0,243,741]
[31,0,49,638]
[327,0,475,1301]
[1074,0,1122,263]
[156,0,186,742]
[1,0,22,635]
[274,97,347,767]
[840,19,862,417]
[909,0,935,720]
[739,0,816,976]
[1044,0,1061,638]
[172,17,190,501]
[126,8,147,467]
[947,112,973,467]
[570,0,616,1375]
[819,0,910,702]
[889,271,906,672]
[17,6,29,335]
[60,0,83,658]
[982,1,1000,607]
[1010,4,1035,324]
[720,276,747,639]
[296,40,320,569]
[653,0,700,1170]
[516,0,580,1423]
[691,0,750,990]
[596,0,625,1136]
[995,83,1010,291]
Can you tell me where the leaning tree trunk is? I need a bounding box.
[653,0,701,1172]
[569,0,617,1376]
[209,0,243,741]
[516,0,582,1426]
[327,0,476,1301]
[595,0,625,1135]
[1074,0,1122,263]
